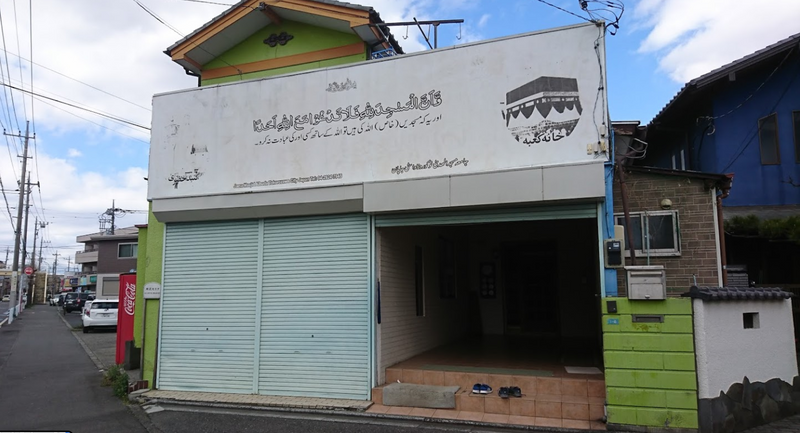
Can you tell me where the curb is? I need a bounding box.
[139,397,598,433]
[57,309,105,371]
[128,403,166,433]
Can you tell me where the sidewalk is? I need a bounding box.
[0,306,147,432]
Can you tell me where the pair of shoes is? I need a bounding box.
[498,386,523,399]
[472,383,493,394]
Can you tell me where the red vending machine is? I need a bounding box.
[116,272,136,365]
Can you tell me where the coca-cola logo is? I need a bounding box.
[124,282,136,316]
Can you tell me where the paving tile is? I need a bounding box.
[508,415,537,426]
[371,387,383,404]
[485,395,510,414]
[458,393,484,413]
[386,368,402,383]
[563,402,590,420]
[563,419,592,429]
[457,411,484,422]
[537,377,562,395]
[432,409,459,419]
[536,417,563,427]
[590,421,607,430]
[535,401,561,418]
[562,378,588,397]
[488,374,512,389]
[587,380,606,398]
[510,397,535,417]
[423,370,445,386]
[482,413,510,424]
[409,407,436,417]
[444,371,468,388]
[386,406,413,416]
[535,393,562,402]
[512,375,537,397]
[402,369,424,384]
[367,404,390,414]
[590,403,605,421]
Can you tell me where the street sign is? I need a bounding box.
[24,266,33,276]
[143,282,161,299]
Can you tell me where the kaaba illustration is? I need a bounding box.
[501,76,583,144]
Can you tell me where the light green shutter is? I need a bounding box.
[374,203,597,227]
[158,220,260,393]
[258,214,370,399]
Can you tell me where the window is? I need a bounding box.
[743,312,760,329]
[758,113,780,164]
[415,245,425,317]
[118,243,138,258]
[614,210,681,257]
[793,111,800,163]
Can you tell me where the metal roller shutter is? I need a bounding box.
[258,214,370,399]
[374,203,597,227]
[158,220,260,393]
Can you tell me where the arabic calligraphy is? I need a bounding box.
[391,158,470,175]
[168,169,203,189]
[252,90,443,133]
[326,78,357,93]
[233,173,343,189]
[254,114,443,146]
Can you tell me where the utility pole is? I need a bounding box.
[28,217,38,305]
[111,199,116,235]
[52,252,60,294]
[66,257,72,274]
[4,247,8,268]
[19,171,33,306]
[6,121,31,322]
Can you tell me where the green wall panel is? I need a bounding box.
[134,225,148,347]
[603,297,699,430]
[141,205,164,386]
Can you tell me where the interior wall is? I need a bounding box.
[468,219,600,340]
[377,226,470,384]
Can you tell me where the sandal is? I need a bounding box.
[510,386,522,397]
[498,387,510,399]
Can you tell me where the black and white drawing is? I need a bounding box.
[501,76,583,145]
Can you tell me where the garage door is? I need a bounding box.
[258,214,370,399]
[374,203,597,227]
[158,220,260,393]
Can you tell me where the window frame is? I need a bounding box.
[793,110,800,164]
[758,113,781,165]
[614,210,681,257]
[117,242,138,259]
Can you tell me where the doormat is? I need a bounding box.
[564,366,602,375]
[419,364,554,377]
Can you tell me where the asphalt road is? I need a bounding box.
[0,306,146,433]
[148,405,538,433]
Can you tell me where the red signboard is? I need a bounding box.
[116,273,136,365]
[24,266,33,275]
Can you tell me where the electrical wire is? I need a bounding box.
[0,83,150,130]
[11,1,28,130]
[133,0,245,77]
[0,47,151,112]
[177,0,236,5]
[535,0,592,22]
[32,95,149,144]
[0,5,23,134]
[0,173,16,232]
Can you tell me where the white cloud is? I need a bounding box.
[478,14,491,28]
[634,0,800,82]
[67,148,81,158]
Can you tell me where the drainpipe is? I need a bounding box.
[716,175,733,286]
[616,164,637,266]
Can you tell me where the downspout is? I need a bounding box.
[616,163,637,266]
[716,175,733,286]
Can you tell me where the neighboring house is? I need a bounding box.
[641,32,800,289]
[75,226,139,297]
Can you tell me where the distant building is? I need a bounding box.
[75,226,138,298]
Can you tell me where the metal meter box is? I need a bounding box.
[626,265,666,300]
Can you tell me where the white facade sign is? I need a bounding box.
[149,23,607,200]
[143,282,162,299]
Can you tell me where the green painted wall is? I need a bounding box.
[139,205,164,386]
[134,225,148,347]
[603,298,699,430]
[201,19,366,86]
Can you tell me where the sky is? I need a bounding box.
[0,0,798,273]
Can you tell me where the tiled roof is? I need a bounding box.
[683,286,793,301]
[649,31,800,126]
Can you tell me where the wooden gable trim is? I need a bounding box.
[170,0,262,61]
[201,41,365,80]
[265,0,370,24]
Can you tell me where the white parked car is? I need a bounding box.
[82,299,118,333]
[82,300,94,316]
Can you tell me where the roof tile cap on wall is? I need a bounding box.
[682,286,793,301]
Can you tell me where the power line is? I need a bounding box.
[0,47,151,112]
[10,0,28,130]
[0,5,23,134]
[32,95,149,144]
[176,0,235,7]
[535,0,592,22]
[0,173,15,232]
[0,83,151,130]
